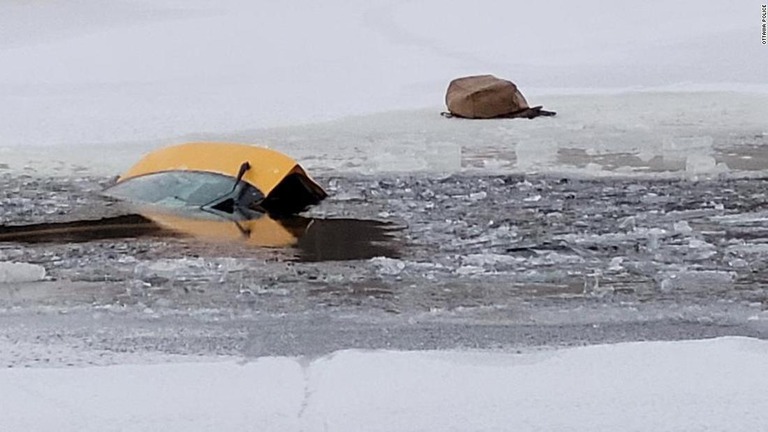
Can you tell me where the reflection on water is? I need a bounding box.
[0,213,401,262]
[0,215,172,243]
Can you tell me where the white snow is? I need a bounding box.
[2,337,768,432]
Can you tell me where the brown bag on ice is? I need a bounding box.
[444,75,555,119]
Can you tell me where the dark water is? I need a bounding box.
[0,214,401,262]
[286,218,401,262]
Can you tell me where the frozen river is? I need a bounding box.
[3,166,768,431]
[2,0,768,430]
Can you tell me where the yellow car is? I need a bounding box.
[105,142,327,218]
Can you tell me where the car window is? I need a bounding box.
[105,171,263,209]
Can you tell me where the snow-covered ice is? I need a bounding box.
[1,0,766,177]
[3,93,767,178]
[2,337,768,432]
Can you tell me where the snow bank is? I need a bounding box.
[1,337,767,432]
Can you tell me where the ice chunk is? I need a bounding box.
[607,257,624,271]
[618,216,636,232]
[455,265,484,276]
[727,258,749,268]
[713,211,768,225]
[663,136,713,162]
[685,155,717,173]
[0,261,46,283]
[462,254,522,267]
[646,228,665,250]
[673,221,693,234]
[370,257,405,276]
[583,272,613,297]
[133,258,221,283]
[687,238,714,249]
[468,191,487,201]
[748,311,768,321]
[726,243,768,256]
[515,139,557,171]
[659,270,735,293]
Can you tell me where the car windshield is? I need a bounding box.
[105,171,264,210]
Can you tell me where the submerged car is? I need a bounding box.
[0,143,401,261]
[104,142,327,218]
